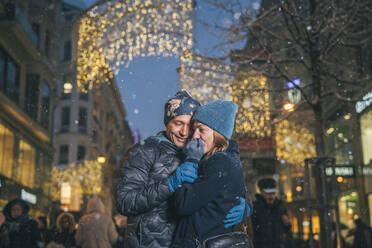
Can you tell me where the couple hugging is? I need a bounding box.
[116,90,251,248]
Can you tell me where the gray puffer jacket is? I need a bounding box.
[116,132,184,248]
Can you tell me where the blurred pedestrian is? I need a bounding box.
[348,218,372,248]
[113,214,127,248]
[75,196,118,248]
[251,178,293,248]
[37,216,52,246]
[0,198,41,248]
[49,212,76,248]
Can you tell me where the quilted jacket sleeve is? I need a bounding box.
[116,143,173,216]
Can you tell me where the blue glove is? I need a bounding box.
[224,197,250,228]
[184,139,204,163]
[168,162,198,192]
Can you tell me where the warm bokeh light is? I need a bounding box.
[275,120,316,166]
[77,0,194,91]
[283,103,295,112]
[51,161,103,202]
[231,70,271,137]
[179,52,233,104]
[97,155,106,164]
[337,176,344,183]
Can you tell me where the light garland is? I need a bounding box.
[230,69,271,137]
[179,52,233,104]
[275,120,316,166]
[77,0,194,91]
[50,161,103,201]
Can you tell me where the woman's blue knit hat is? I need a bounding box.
[193,100,238,139]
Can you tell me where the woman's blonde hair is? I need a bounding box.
[203,131,229,160]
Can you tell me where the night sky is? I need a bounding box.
[82,0,256,140]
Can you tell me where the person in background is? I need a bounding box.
[75,195,118,248]
[113,214,128,248]
[251,178,293,248]
[348,218,372,248]
[49,212,76,248]
[37,216,52,247]
[0,198,41,248]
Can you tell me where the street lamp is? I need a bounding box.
[97,155,106,164]
[283,102,295,112]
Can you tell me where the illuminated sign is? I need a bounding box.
[356,90,372,113]
[21,189,37,204]
[286,78,301,89]
[325,166,354,177]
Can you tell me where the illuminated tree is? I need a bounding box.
[51,161,103,202]
[230,69,271,137]
[77,0,194,91]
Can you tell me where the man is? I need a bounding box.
[116,90,246,248]
[251,178,292,248]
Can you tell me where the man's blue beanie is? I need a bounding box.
[164,90,200,125]
[193,100,238,139]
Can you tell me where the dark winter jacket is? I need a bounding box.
[116,132,184,248]
[251,194,292,248]
[171,140,246,248]
[0,199,41,248]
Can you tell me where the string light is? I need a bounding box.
[275,120,316,166]
[231,69,271,137]
[77,0,194,91]
[50,161,103,201]
[179,52,233,104]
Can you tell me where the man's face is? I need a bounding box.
[166,115,192,148]
[61,216,71,230]
[10,204,23,219]
[261,191,276,205]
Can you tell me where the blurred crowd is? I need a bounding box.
[0,196,127,248]
[0,186,371,248]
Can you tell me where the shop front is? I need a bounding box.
[0,120,58,216]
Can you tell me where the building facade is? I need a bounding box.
[0,0,60,216]
[52,0,133,216]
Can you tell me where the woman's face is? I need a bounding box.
[192,121,214,154]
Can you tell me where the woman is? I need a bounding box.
[49,212,76,248]
[75,196,118,248]
[0,199,40,248]
[171,100,247,247]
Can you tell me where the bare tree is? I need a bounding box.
[199,0,372,246]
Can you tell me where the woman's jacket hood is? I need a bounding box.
[87,196,105,214]
[3,198,30,221]
[56,212,75,233]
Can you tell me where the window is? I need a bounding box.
[58,145,69,164]
[77,145,86,161]
[63,40,71,61]
[31,23,40,49]
[16,139,36,188]
[45,30,50,58]
[0,48,20,104]
[0,123,14,178]
[41,82,50,129]
[78,107,87,133]
[0,49,5,91]
[79,92,89,101]
[61,107,70,132]
[24,74,40,120]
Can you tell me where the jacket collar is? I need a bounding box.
[152,131,183,153]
